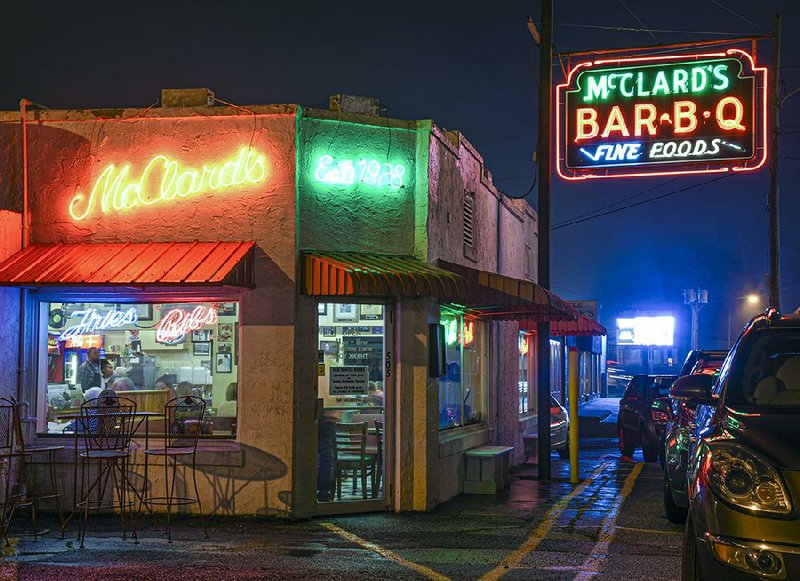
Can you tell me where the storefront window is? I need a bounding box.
[550,339,563,401]
[439,315,484,430]
[519,332,530,415]
[42,301,238,436]
[316,302,386,503]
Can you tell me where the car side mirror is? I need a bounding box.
[651,397,673,420]
[670,374,716,405]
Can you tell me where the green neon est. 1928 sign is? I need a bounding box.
[556,49,767,180]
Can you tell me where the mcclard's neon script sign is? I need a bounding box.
[68,146,268,220]
[556,49,767,179]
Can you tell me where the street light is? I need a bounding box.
[728,294,763,345]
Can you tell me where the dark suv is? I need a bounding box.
[678,309,800,580]
[618,374,677,462]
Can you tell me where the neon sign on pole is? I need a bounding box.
[58,307,138,342]
[156,306,218,344]
[556,49,767,180]
[313,155,406,188]
[69,146,268,220]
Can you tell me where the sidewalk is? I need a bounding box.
[577,397,619,438]
[2,438,662,580]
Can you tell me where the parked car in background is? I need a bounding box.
[678,349,728,378]
[550,396,570,459]
[662,349,729,523]
[617,374,677,461]
[680,310,800,580]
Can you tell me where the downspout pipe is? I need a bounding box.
[18,99,30,402]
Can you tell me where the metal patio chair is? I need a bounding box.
[76,395,139,548]
[143,396,207,542]
[0,397,64,544]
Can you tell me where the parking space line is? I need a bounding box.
[573,462,643,581]
[320,521,452,581]
[614,525,682,535]
[479,461,609,581]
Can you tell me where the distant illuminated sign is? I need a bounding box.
[313,155,406,188]
[557,49,766,179]
[68,146,268,220]
[156,306,218,344]
[616,316,675,346]
[58,307,138,342]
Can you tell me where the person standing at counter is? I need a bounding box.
[77,347,102,393]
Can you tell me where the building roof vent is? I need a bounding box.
[161,88,215,108]
[329,94,380,117]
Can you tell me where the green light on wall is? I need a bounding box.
[444,318,459,346]
[313,154,406,188]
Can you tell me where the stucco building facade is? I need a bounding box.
[0,92,578,519]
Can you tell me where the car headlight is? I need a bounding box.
[703,442,792,515]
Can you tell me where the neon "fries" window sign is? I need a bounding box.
[69,146,268,220]
[556,48,767,180]
[58,307,138,342]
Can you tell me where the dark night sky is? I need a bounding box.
[2,0,799,347]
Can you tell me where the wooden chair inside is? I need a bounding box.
[334,422,370,500]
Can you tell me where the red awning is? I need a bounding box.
[439,260,576,322]
[0,242,255,287]
[303,251,465,300]
[521,314,606,336]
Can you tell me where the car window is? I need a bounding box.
[646,376,675,400]
[727,329,800,406]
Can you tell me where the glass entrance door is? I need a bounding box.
[315,302,389,511]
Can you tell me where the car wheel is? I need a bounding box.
[618,424,635,457]
[681,515,704,581]
[641,428,659,463]
[664,477,688,523]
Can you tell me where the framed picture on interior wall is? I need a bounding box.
[322,326,336,337]
[193,341,211,356]
[234,322,239,365]
[218,323,234,342]
[218,342,232,354]
[133,304,153,321]
[216,352,232,374]
[216,302,237,317]
[200,360,211,370]
[192,329,212,342]
[317,303,328,316]
[360,304,383,321]
[333,303,359,322]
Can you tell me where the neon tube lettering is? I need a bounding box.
[674,101,698,134]
[58,307,138,341]
[600,106,630,138]
[716,96,745,131]
[575,108,599,140]
[313,155,406,188]
[155,306,218,345]
[68,147,268,221]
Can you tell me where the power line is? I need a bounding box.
[552,175,731,230]
[709,0,764,31]
[556,23,753,37]
[552,177,679,227]
[619,0,656,40]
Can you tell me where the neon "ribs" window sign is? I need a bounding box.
[556,48,767,180]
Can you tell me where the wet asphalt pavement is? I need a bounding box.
[2,436,683,581]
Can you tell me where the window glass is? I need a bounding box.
[43,301,238,436]
[439,315,484,430]
[729,329,800,407]
[315,302,385,503]
[519,333,529,414]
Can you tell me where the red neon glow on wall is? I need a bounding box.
[155,306,218,344]
[555,48,768,181]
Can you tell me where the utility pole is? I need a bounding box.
[684,289,708,350]
[533,0,553,481]
[768,14,781,310]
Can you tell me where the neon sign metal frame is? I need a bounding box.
[555,48,768,180]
